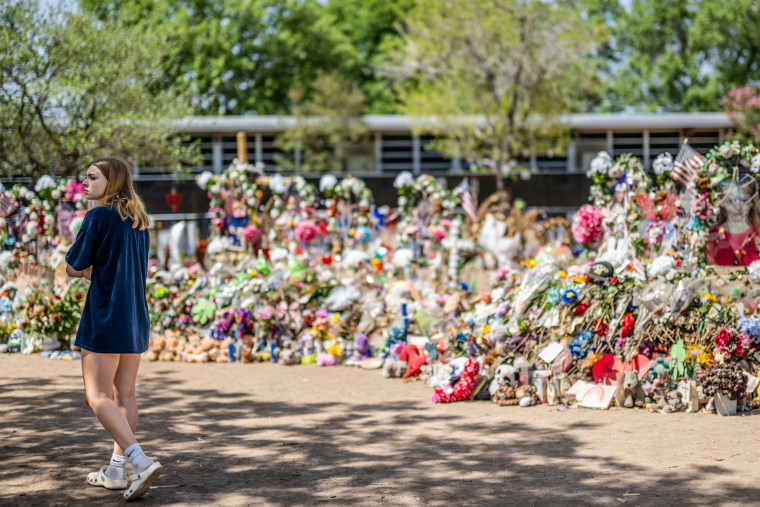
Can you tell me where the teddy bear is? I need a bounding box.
[488,363,518,397]
[432,357,480,403]
[382,357,408,378]
[649,390,684,413]
[279,341,300,365]
[615,370,646,408]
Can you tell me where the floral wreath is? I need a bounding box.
[197,159,265,230]
[586,152,651,208]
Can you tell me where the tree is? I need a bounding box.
[0,0,200,178]
[325,0,415,113]
[599,0,760,112]
[276,71,368,173]
[80,0,359,115]
[384,0,603,189]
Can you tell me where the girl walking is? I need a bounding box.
[66,157,162,501]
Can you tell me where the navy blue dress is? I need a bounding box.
[65,205,150,354]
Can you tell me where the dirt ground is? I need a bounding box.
[1,355,759,506]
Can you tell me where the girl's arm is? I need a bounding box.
[66,265,92,280]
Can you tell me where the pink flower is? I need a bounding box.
[254,305,274,321]
[571,205,604,244]
[316,309,328,319]
[294,220,318,243]
[431,225,447,242]
[63,180,83,201]
[316,352,335,366]
[242,225,261,243]
[734,332,751,357]
[494,266,511,281]
[714,328,731,349]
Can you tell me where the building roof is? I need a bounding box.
[171,112,733,134]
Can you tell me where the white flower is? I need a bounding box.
[653,153,674,175]
[392,248,414,269]
[51,189,61,200]
[393,171,414,189]
[749,260,760,284]
[608,164,623,180]
[35,175,56,192]
[719,144,734,159]
[398,196,407,207]
[269,174,286,194]
[319,174,338,192]
[648,255,675,278]
[750,154,760,174]
[588,151,612,178]
[196,171,213,189]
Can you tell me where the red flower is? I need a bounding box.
[75,294,82,301]
[592,318,608,337]
[320,255,333,265]
[573,301,589,315]
[608,277,618,285]
[619,312,634,337]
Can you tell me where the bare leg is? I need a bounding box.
[81,350,137,452]
[112,354,141,456]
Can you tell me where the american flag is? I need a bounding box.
[455,179,478,221]
[670,143,703,190]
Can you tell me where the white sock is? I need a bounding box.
[104,453,126,481]
[124,443,154,475]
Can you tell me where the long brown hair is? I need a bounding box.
[89,157,150,231]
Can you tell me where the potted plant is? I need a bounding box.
[701,363,748,416]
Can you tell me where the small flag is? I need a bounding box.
[455,179,478,221]
[671,143,703,190]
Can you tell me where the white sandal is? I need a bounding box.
[123,462,163,501]
[86,466,128,490]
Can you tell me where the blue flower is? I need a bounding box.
[738,317,760,343]
[561,290,578,305]
[546,288,561,306]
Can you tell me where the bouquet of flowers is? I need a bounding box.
[713,328,752,362]
[701,362,748,401]
[21,280,88,347]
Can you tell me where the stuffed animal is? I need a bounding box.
[488,363,518,396]
[352,333,370,361]
[399,344,427,378]
[279,342,300,365]
[382,357,407,378]
[432,357,480,403]
[492,384,539,406]
[615,369,646,408]
[382,342,407,378]
[650,390,684,413]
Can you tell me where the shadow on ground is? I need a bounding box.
[0,367,756,506]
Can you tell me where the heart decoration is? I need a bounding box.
[592,353,623,385]
[165,192,182,212]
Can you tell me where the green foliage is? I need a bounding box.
[599,0,760,112]
[81,0,363,115]
[383,0,603,186]
[275,71,369,172]
[0,0,200,178]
